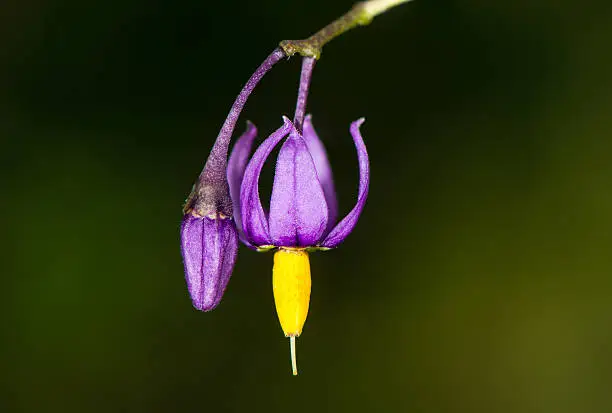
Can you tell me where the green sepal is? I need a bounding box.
[256,245,276,253]
[305,246,331,253]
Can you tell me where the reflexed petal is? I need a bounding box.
[181,214,238,311]
[303,115,337,233]
[321,118,369,248]
[227,121,257,242]
[240,117,293,246]
[269,129,328,247]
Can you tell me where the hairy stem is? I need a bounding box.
[293,57,316,133]
[200,47,285,183]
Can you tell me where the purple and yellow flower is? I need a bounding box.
[179,46,371,375]
[179,0,413,375]
[227,114,369,373]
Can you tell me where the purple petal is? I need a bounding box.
[240,117,293,246]
[181,214,238,311]
[269,128,328,247]
[227,121,257,243]
[321,118,369,248]
[303,115,338,233]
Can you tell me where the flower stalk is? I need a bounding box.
[194,48,285,196]
[293,57,316,133]
[280,0,414,59]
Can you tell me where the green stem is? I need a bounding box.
[280,0,413,59]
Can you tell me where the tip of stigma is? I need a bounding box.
[290,336,298,376]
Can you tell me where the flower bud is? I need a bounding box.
[181,212,238,311]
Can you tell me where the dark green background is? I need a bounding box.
[2,0,612,412]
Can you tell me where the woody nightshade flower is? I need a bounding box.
[227,57,370,374]
[180,0,411,374]
[229,114,370,373]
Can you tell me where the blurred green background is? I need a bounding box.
[2,0,612,412]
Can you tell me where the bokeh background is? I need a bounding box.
[2,0,612,412]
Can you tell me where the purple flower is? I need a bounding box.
[228,114,369,251]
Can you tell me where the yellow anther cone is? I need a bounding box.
[272,248,311,375]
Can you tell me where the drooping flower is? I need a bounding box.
[179,0,412,376]
[180,165,239,312]
[227,114,369,373]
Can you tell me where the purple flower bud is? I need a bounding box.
[181,212,238,311]
[180,148,239,312]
